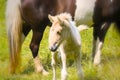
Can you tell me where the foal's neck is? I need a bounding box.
[65,21,77,42]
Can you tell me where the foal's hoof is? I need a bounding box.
[36,69,49,75]
[93,58,101,66]
[93,61,100,66]
[42,69,49,75]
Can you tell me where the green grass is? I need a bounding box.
[0,0,120,80]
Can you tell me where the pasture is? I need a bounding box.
[0,0,120,80]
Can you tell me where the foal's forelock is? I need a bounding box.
[49,22,69,51]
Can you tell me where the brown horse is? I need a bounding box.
[6,0,120,74]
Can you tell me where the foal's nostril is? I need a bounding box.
[49,46,57,52]
[49,47,53,51]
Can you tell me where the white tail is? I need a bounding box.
[6,0,22,73]
[77,25,89,32]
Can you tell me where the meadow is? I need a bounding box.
[0,0,120,80]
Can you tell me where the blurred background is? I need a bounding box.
[0,0,120,80]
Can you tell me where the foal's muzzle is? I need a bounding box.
[49,46,58,52]
[49,43,59,52]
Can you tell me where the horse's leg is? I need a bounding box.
[75,52,84,80]
[22,23,31,42]
[60,48,67,80]
[115,20,120,33]
[51,52,57,80]
[30,30,48,75]
[92,22,111,66]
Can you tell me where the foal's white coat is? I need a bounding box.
[48,13,83,80]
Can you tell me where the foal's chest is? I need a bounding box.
[62,40,80,55]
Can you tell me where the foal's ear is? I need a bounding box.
[58,17,64,26]
[48,14,54,23]
[58,17,69,27]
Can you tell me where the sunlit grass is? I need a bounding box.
[0,0,120,80]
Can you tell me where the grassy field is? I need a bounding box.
[0,0,120,80]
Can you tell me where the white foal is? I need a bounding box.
[48,13,84,80]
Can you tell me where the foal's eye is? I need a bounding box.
[57,31,61,35]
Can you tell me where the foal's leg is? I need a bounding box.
[75,52,84,80]
[51,52,57,80]
[60,48,67,80]
[92,22,111,66]
[30,30,48,75]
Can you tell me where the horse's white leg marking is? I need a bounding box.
[34,56,49,75]
[75,52,84,80]
[93,37,103,66]
[60,47,67,80]
[34,56,43,72]
[51,52,57,80]
[101,23,106,30]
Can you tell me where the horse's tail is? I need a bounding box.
[6,0,22,73]
[77,25,89,32]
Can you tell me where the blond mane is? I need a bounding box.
[56,13,72,21]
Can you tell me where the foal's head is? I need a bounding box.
[48,13,72,52]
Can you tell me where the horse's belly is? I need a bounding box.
[74,0,96,26]
[75,14,93,27]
